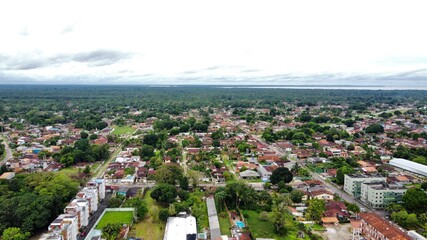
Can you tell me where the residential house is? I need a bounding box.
[257,166,272,181]
[239,170,260,180]
[309,189,334,201]
[324,201,349,221]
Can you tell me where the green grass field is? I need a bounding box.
[243,210,309,240]
[59,167,81,176]
[218,211,232,236]
[112,126,136,135]
[96,211,134,229]
[129,190,166,240]
[59,162,101,177]
[307,223,326,231]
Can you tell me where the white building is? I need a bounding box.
[121,175,135,184]
[360,181,406,209]
[39,232,63,240]
[76,187,99,213]
[87,178,106,199]
[164,214,197,240]
[257,166,272,181]
[64,199,90,228]
[47,214,79,240]
[343,174,386,198]
[389,158,427,177]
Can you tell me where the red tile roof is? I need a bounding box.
[359,212,411,240]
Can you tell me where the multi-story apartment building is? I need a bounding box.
[86,178,106,200]
[47,214,79,240]
[343,174,386,198]
[64,199,90,228]
[360,181,406,209]
[76,187,98,213]
[358,212,411,240]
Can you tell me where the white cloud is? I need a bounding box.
[0,0,426,85]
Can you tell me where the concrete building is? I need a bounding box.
[163,214,197,240]
[64,199,90,228]
[257,166,272,181]
[48,214,79,240]
[358,212,411,240]
[39,232,63,240]
[86,178,106,199]
[76,187,98,213]
[360,181,406,209]
[343,174,386,198]
[239,170,260,179]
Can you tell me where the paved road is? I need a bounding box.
[77,193,112,240]
[106,182,227,189]
[1,134,13,164]
[95,145,122,178]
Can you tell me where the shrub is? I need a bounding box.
[258,211,269,221]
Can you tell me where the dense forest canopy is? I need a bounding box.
[0,85,425,123]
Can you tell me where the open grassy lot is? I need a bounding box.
[59,167,81,176]
[307,223,326,231]
[59,162,102,178]
[242,210,310,240]
[218,211,232,236]
[112,125,136,135]
[129,190,166,240]
[96,211,134,229]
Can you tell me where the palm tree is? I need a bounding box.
[215,188,228,211]
[101,223,122,240]
[258,190,271,205]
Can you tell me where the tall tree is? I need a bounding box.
[306,199,325,222]
[215,188,228,211]
[101,223,122,240]
[2,227,30,240]
[269,202,288,235]
[154,164,183,185]
[335,166,354,185]
[270,167,293,185]
[122,198,148,220]
[150,184,178,204]
[403,188,427,213]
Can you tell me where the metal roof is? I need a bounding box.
[389,158,427,177]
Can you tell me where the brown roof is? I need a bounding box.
[321,217,339,223]
[310,189,334,197]
[396,175,409,182]
[304,179,323,186]
[327,168,337,176]
[362,166,377,173]
[359,212,411,240]
[357,160,371,167]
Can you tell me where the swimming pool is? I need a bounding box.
[236,221,245,228]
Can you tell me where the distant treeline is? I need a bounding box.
[0,85,425,124]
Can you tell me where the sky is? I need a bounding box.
[0,0,427,86]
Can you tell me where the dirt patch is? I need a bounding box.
[315,223,352,240]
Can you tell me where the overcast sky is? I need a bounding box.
[0,0,427,85]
